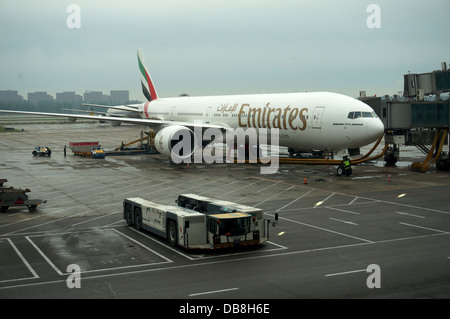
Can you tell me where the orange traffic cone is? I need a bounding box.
[304,177,308,184]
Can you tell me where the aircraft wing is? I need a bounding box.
[82,103,141,113]
[62,108,107,116]
[0,109,225,130]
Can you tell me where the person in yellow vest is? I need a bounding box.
[343,157,351,177]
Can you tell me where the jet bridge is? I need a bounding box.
[359,62,450,171]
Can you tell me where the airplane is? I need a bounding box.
[63,104,142,125]
[0,49,385,163]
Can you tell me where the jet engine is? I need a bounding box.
[154,125,197,162]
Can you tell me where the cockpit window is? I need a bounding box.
[347,111,376,119]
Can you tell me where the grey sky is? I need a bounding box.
[1,0,449,101]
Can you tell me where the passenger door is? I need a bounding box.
[312,107,325,129]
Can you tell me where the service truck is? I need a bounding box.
[0,179,47,213]
[123,194,277,249]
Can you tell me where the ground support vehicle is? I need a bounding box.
[69,141,99,157]
[123,195,277,250]
[91,147,105,158]
[32,146,51,156]
[0,179,47,213]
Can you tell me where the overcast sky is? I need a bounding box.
[1,0,449,101]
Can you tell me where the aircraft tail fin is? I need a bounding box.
[137,49,158,101]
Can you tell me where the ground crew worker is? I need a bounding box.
[343,157,351,177]
[64,145,66,156]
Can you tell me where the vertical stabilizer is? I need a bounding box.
[137,49,158,101]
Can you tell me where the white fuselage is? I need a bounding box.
[141,91,384,152]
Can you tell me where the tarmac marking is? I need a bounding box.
[71,211,119,227]
[325,206,360,215]
[275,189,314,212]
[129,227,195,260]
[114,229,173,263]
[1,232,447,291]
[157,176,230,199]
[399,222,449,234]
[254,184,296,207]
[0,238,39,283]
[394,211,425,219]
[189,287,239,297]
[277,215,373,243]
[313,193,335,208]
[205,179,261,199]
[24,229,173,276]
[325,269,366,277]
[329,217,358,226]
[25,236,64,275]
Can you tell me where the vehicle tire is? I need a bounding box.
[28,205,37,212]
[0,206,9,213]
[125,204,133,226]
[32,151,37,156]
[336,166,344,176]
[167,220,177,247]
[134,208,142,230]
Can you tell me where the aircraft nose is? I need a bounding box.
[367,118,385,141]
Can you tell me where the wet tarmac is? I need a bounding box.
[0,121,449,300]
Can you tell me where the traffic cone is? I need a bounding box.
[304,177,308,184]
[387,174,391,182]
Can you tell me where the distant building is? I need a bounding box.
[110,90,129,104]
[0,90,24,102]
[84,91,107,104]
[28,91,54,104]
[56,91,83,106]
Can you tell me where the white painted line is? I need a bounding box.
[399,222,448,234]
[349,197,359,205]
[326,206,360,215]
[25,236,64,276]
[2,232,447,291]
[266,241,288,250]
[71,211,119,227]
[0,239,40,283]
[325,269,366,277]
[329,218,358,225]
[276,189,314,212]
[322,193,335,204]
[256,185,296,207]
[313,193,335,208]
[129,227,196,260]
[189,287,239,297]
[278,216,372,243]
[114,229,173,263]
[394,211,425,219]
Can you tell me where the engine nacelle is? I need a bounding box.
[154,125,197,162]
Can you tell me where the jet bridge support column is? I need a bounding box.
[411,128,448,172]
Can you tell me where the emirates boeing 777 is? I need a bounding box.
[0,50,384,162]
